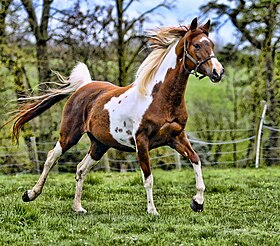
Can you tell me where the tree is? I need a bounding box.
[0,0,29,98]
[201,0,280,165]
[114,0,172,86]
[0,0,38,171]
[21,0,53,88]
[0,0,12,44]
[51,2,116,81]
[0,0,31,112]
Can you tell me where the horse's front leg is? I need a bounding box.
[170,131,205,212]
[136,134,159,215]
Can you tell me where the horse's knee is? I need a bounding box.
[47,142,62,160]
[75,154,95,181]
[190,153,200,164]
[75,164,87,181]
[182,150,200,164]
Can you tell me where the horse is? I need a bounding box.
[11,17,224,215]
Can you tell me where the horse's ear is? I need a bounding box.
[190,17,198,32]
[201,19,211,34]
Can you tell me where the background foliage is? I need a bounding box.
[0,0,279,173]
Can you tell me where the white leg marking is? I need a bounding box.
[141,169,159,215]
[27,142,62,200]
[73,154,97,213]
[192,161,205,205]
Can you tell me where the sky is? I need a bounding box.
[126,0,236,46]
[51,0,236,46]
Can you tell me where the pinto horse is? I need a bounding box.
[12,18,224,214]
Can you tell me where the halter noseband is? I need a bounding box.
[183,37,216,79]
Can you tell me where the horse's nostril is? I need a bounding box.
[212,68,219,79]
[211,68,222,82]
[213,68,218,77]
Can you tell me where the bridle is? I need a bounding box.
[183,36,216,79]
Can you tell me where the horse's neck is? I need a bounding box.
[134,40,189,102]
[160,63,189,103]
[151,46,189,106]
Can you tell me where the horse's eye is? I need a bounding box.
[194,44,200,50]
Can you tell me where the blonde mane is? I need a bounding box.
[135,26,188,95]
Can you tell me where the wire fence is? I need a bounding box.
[1,124,279,174]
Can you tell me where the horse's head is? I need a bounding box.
[176,18,224,82]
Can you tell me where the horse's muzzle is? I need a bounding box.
[210,68,224,83]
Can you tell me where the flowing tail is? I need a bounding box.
[11,62,92,142]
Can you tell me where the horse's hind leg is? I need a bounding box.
[22,129,82,202]
[22,141,63,202]
[72,136,108,213]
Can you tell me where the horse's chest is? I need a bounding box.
[104,88,153,149]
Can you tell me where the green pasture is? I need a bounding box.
[0,167,279,245]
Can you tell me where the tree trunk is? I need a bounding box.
[36,41,50,90]
[262,2,279,165]
[21,0,52,83]
[116,0,125,87]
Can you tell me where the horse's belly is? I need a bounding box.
[109,118,136,149]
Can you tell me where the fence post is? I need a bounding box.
[103,152,110,172]
[30,137,39,173]
[255,102,267,168]
[175,151,181,170]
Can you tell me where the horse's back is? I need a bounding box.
[64,80,128,111]
[59,81,132,149]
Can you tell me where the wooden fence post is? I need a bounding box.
[175,151,181,170]
[30,137,39,173]
[103,152,110,172]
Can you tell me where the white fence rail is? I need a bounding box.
[1,116,279,173]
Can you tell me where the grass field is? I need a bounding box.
[0,167,279,245]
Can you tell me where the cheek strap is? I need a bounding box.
[183,40,216,79]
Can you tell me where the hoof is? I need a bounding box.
[22,190,32,202]
[147,206,160,216]
[147,210,160,216]
[190,199,204,212]
[72,206,87,213]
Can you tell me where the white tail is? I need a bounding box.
[18,62,92,102]
[68,62,92,89]
[11,63,93,141]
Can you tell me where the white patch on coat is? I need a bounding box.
[197,37,223,76]
[199,36,210,43]
[42,141,62,171]
[210,51,224,75]
[104,41,179,148]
